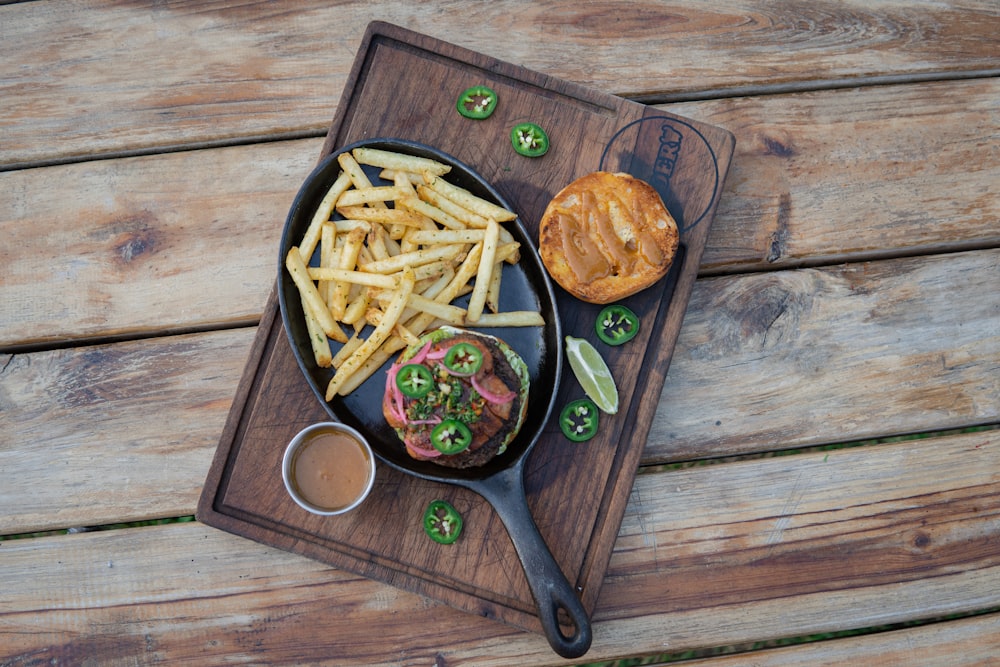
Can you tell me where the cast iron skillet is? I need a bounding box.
[277,139,591,659]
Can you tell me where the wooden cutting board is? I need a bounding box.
[197,21,734,636]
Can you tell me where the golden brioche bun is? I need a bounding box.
[539,171,679,304]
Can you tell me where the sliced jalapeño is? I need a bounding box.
[443,342,483,376]
[423,499,463,544]
[396,363,433,398]
[456,85,497,120]
[559,397,599,442]
[510,122,549,157]
[596,304,640,346]
[430,419,473,454]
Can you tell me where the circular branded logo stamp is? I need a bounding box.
[600,115,723,234]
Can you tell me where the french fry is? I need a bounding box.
[285,247,344,341]
[303,298,334,368]
[466,219,499,323]
[411,190,518,249]
[363,259,472,348]
[352,147,452,177]
[333,219,371,233]
[399,234,420,253]
[326,267,416,399]
[335,206,429,228]
[364,306,386,327]
[394,322,421,347]
[411,259,452,282]
[358,244,464,274]
[422,171,517,222]
[400,196,468,231]
[383,231,402,257]
[300,285,349,345]
[367,221,390,261]
[299,170,352,261]
[337,152,383,209]
[357,244,375,266]
[340,226,366,267]
[335,338,407,395]
[410,293,467,325]
[380,168,431,185]
[331,227,366,320]
[332,334,364,369]
[369,306,449,387]
[378,291,467,326]
[319,222,337,304]
[415,186,520,252]
[406,228,486,245]
[342,290,371,327]
[358,322,435,384]
[486,258,503,314]
[390,172,423,243]
[392,170,418,196]
[335,185,409,208]
[418,267,455,301]
[389,171,424,243]
[496,241,521,264]
[499,227,517,248]
[440,242,483,304]
[417,185,491,228]
[474,311,546,327]
[306,267,399,289]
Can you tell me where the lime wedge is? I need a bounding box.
[565,336,619,414]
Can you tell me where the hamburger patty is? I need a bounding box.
[383,328,528,469]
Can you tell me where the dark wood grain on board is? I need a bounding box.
[197,22,734,635]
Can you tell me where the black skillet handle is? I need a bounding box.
[473,466,593,659]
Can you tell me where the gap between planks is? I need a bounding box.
[3,429,1000,665]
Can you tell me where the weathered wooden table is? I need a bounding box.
[2,2,998,665]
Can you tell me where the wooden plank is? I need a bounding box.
[603,430,1000,628]
[0,328,255,536]
[3,78,998,350]
[649,247,1000,462]
[2,249,996,535]
[675,612,1000,667]
[669,77,1000,273]
[0,139,317,350]
[2,2,998,168]
[2,430,998,665]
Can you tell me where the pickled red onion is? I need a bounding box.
[426,346,448,360]
[409,341,433,365]
[472,375,516,404]
[405,436,442,458]
[385,363,406,423]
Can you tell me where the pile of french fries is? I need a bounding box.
[285,146,544,400]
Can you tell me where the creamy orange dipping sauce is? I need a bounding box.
[291,430,371,511]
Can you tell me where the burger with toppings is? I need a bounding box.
[383,326,530,468]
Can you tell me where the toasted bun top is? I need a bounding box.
[539,171,679,304]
